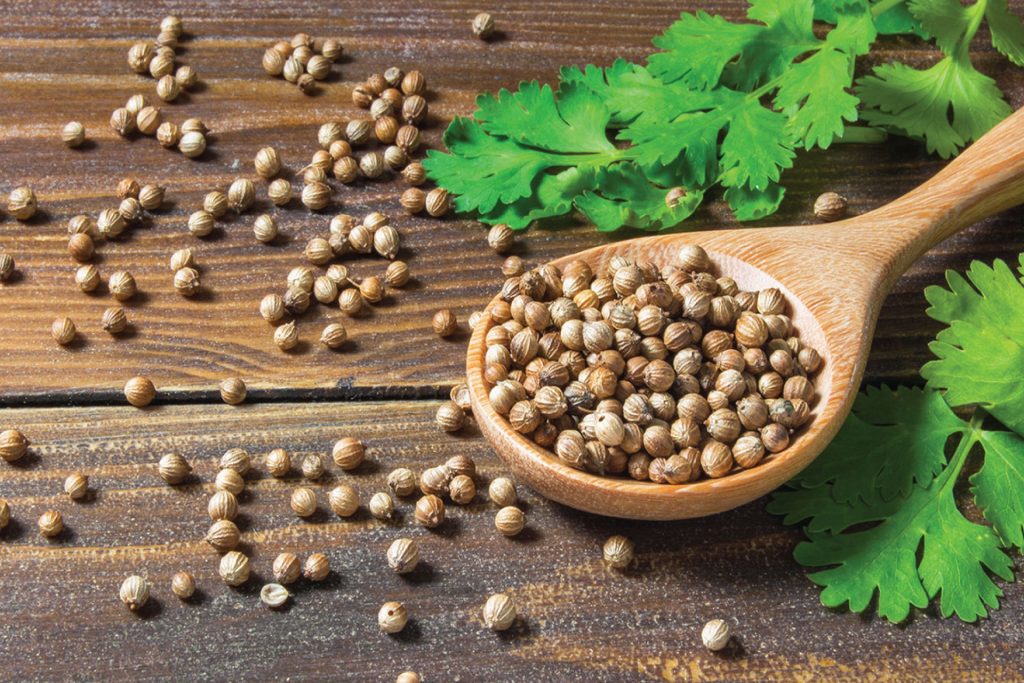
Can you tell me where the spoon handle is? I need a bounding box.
[864,106,1024,274]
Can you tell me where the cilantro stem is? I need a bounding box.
[870,0,906,19]
[957,0,989,61]
[833,126,889,144]
[939,409,988,494]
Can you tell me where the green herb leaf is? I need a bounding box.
[856,57,1011,158]
[575,163,704,232]
[986,0,1024,66]
[922,256,1024,435]
[648,11,762,89]
[789,386,961,504]
[972,430,1024,552]
[814,0,928,37]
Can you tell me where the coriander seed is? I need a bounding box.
[274,321,299,351]
[7,187,37,221]
[702,619,731,651]
[208,490,239,521]
[215,468,245,495]
[487,224,514,254]
[483,593,516,631]
[370,98,394,121]
[0,253,13,282]
[373,225,401,259]
[204,191,228,217]
[156,75,181,101]
[138,184,165,210]
[322,38,344,61]
[227,178,256,213]
[38,509,63,537]
[813,191,847,221]
[488,477,517,506]
[124,376,155,407]
[284,286,310,314]
[361,276,385,304]
[318,121,343,149]
[338,288,364,316]
[401,70,426,96]
[187,210,215,238]
[433,309,458,337]
[402,162,426,185]
[334,156,359,183]
[328,484,359,517]
[268,178,292,206]
[205,519,241,553]
[120,575,149,610]
[219,551,251,586]
[369,491,395,520]
[449,474,476,505]
[254,147,282,178]
[386,468,417,497]
[127,42,154,73]
[220,378,247,405]
[110,108,135,137]
[319,322,348,349]
[265,448,291,477]
[384,145,408,169]
[290,486,317,517]
[378,601,408,634]
[495,506,525,536]
[220,447,251,474]
[352,84,373,108]
[395,125,421,154]
[384,261,410,288]
[179,131,207,158]
[425,188,450,217]
[64,472,88,500]
[602,535,634,569]
[51,317,77,345]
[263,48,285,75]
[137,106,161,136]
[171,571,195,599]
[108,269,137,300]
[260,293,286,323]
[397,673,421,683]
[0,429,27,463]
[158,453,191,484]
[375,116,399,145]
[68,214,97,236]
[175,65,198,89]
[273,552,301,584]
[302,453,326,481]
[173,267,201,296]
[415,494,445,528]
[359,151,386,179]
[302,181,332,211]
[62,121,86,148]
[118,197,144,223]
[346,119,372,146]
[261,583,290,609]
[472,12,495,38]
[157,121,181,148]
[436,401,466,432]
[387,538,419,574]
[297,73,317,94]
[305,237,333,265]
[306,55,331,80]
[402,95,427,125]
[330,437,364,470]
[312,277,338,306]
[304,552,330,581]
[329,139,352,160]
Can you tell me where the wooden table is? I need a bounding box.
[1,2,1022,680]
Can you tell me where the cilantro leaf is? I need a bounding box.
[575,163,704,232]
[986,0,1024,66]
[908,0,973,55]
[922,257,1024,435]
[723,182,786,221]
[973,430,1024,552]
[648,11,762,89]
[856,57,1011,158]
[814,0,928,37]
[773,47,860,149]
[790,386,962,504]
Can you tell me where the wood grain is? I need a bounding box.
[0,1,1023,402]
[0,400,1021,682]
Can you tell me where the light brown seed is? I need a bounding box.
[124,376,155,407]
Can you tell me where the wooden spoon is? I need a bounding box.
[466,108,1024,520]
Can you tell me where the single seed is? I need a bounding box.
[449,474,476,505]
[274,321,299,351]
[813,191,847,221]
[120,575,149,610]
[400,188,425,214]
[369,491,395,520]
[158,453,191,484]
[436,401,466,432]
[157,121,180,148]
[378,601,408,634]
[109,270,137,301]
[137,106,161,135]
[179,131,207,158]
[118,197,144,223]
[415,494,445,528]
[290,486,317,517]
[483,593,516,631]
[261,583,290,608]
[387,468,417,497]
[487,224,514,254]
[220,447,251,474]
[302,453,326,481]
[472,12,495,38]
[175,65,198,89]
[339,288,364,316]
[702,619,732,651]
[63,472,88,500]
[602,535,634,569]
[127,42,154,73]
[62,121,86,148]
[38,509,63,537]
[302,182,332,211]
[0,429,27,463]
[0,254,15,282]
[97,208,126,238]
[260,294,286,323]
[101,307,128,334]
[0,500,8,529]
[205,519,241,553]
[488,477,517,506]
[402,162,426,185]
[265,448,291,477]
[328,484,359,517]
[208,490,239,521]
[332,437,365,470]
[387,538,420,574]
[267,178,292,206]
[254,147,282,178]
[124,376,155,407]
[171,571,195,599]
[156,75,181,102]
[320,322,348,349]
[304,552,330,581]
[219,551,250,586]
[384,261,410,288]
[273,552,301,584]
[110,108,136,137]
[51,317,77,345]
[7,187,37,221]
[227,178,256,213]
[173,267,201,296]
[138,184,165,210]
[425,188,450,217]
[495,506,525,536]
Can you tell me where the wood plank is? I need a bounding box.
[0,400,1020,681]
[1,2,1024,401]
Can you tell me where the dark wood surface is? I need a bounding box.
[1,1,1023,681]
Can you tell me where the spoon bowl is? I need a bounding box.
[467,108,1024,520]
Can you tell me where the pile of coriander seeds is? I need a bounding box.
[479,244,822,483]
